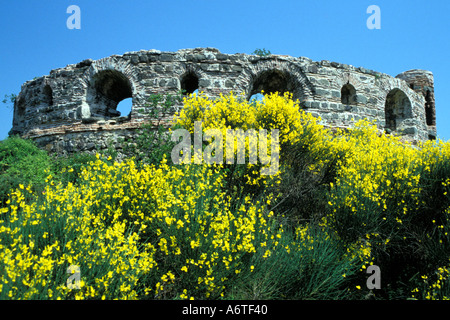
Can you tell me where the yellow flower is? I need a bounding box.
[190,239,200,249]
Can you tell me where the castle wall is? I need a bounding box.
[11,47,437,155]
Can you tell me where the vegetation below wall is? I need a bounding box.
[1,92,450,300]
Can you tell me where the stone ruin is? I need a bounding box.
[10,47,437,154]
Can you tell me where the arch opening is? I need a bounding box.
[341,83,357,105]
[90,70,133,118]
[181,72,199,95]
[43,85,53,106]
[249,69,291,98]
[425,90,436,126]
[385,88,412,132]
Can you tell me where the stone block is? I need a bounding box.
[315,88,330,97]
[331,90,341,98]
[401,127,418,135]
[231,65,243,72]
[130,55,139,65]
[199,79,211,87]
[317,79,330,86]
[307,65,318,73]
[356,94,368,104]
[138,54,148,63]
[154,65,164,73]
[311,102,321,109]
[160,54,174,62]
[225,79,234,88]
[216,53,228,60]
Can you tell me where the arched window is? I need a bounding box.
[43,85,53,106]
[385,89,411,132]
[425,90,436,126]
[341,83,356,105]
[180,72,199,95]
[249,69,290,98]
[91,70,133,118]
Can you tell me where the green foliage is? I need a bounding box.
[0,136,52,205]
[272,133,345,225]
[2,93,16,109]
[252,48,271,57]
[51,152,98,186]
[228,224,363,299]
[121,93,182,167]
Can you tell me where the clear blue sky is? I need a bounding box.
[1,0,449,140]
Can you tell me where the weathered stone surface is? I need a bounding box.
[11,47,437,155]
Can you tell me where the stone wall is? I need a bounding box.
[11,47,437,155]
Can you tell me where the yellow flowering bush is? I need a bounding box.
[4,91,450,300]
[322,118,450,298]
[173,91,324,148]
[172,91,329,198]
[0,151,367,299]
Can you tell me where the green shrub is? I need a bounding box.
[252,48,271,57]
[51,152,98,186]
[227,223,367,300]
[121,93,181,167]
[0,136,52,205]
